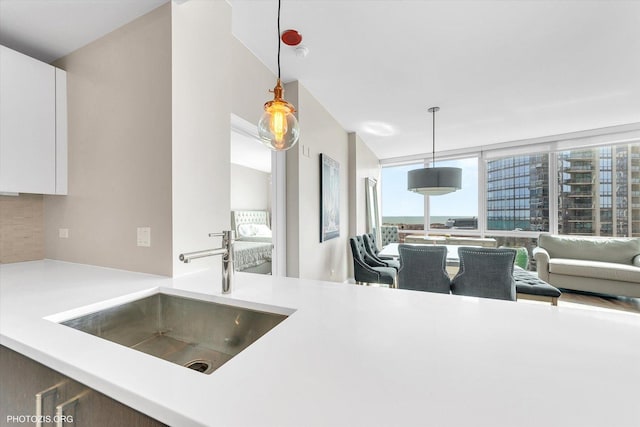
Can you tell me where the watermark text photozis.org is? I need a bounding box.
[6,414,74,424]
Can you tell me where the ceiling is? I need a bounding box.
[0,0,167,63]
[2,0,639,161]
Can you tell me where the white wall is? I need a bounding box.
[231,37,276,126]
[230,164,270,211]
[44,4,173,275]
[42,4,359,280]
[348,132,381,236]
[171,0,232,277]
[286,81,350,282]
[347,132,381,277]
[44,1,233,278]
[285,82,300,278]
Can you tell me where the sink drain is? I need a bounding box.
[184,359,213,374]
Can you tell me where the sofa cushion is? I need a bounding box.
[539,233,640,265]
[549,258,640,283]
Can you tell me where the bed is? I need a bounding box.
[231,210,273,274]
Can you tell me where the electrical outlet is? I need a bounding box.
[59,228,69,238]
[137,227,151,247]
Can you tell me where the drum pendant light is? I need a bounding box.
[407,107,462,196]
[257,0,300,151]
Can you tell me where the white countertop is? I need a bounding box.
[1,260,639,427]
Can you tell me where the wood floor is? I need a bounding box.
[554,290,640,315]
[352,280,640,315]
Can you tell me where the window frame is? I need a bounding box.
[379,124,640,239]
[423,155,482,236]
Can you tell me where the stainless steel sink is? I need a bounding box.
[61,293,289,375]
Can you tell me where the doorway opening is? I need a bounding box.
[230,114,286,276]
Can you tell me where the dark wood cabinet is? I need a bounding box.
[0,345,166,427]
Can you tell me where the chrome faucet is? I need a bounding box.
[179,230,235,294]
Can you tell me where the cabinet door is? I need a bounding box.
[0,345,69,424]
[0,346,167,427]
[0,46,56,194]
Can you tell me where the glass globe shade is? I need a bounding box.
[257,100,300,151]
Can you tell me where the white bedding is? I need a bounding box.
[237,223,272,239]
[237,236,272,244]
[233,241,272,271]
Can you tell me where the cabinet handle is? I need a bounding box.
[55,391,88,427]
[35,382,65,427]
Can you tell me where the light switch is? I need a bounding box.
[59,228,69,238]
[137,227,151,247]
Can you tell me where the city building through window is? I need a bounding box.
[558,145,640,237]
[487,154,549,232]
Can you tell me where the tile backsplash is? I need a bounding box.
[0,194,44,263]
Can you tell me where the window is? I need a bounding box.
[486,154,549,232]
[381,163,425,232]
[428,158,479,231]
[557,144,640,237]
[380,141,640,241]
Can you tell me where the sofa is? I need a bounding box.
[533,233,640,298]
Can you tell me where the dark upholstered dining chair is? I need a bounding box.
[363,234,400,270]
[397,245,451,294]
[381,226,400,246]
[451,247,517,301]
[365,232,393,260]
[349,236,396,287]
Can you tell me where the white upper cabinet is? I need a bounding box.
[0,45,67,195]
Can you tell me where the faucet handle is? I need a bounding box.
[208,230,235,240]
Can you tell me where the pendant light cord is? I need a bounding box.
[432,108,436,167]
[277,0,281,79]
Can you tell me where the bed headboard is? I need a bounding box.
[231,210,271,235]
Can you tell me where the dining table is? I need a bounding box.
[378,243,482,275]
